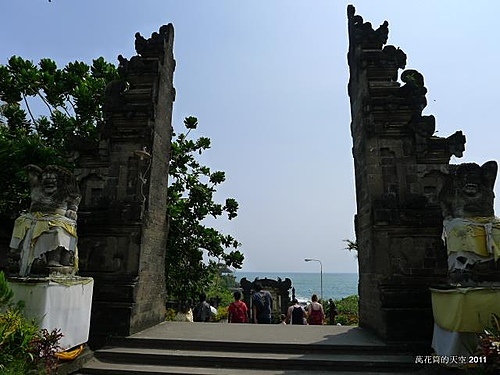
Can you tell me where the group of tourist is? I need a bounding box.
[174,282,338,325]
[228,282,336,325]
[283,294,325,325]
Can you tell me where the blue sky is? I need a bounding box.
[1,1,499,273]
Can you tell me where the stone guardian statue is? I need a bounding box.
[438,160,500,284]
[8,164,81,276]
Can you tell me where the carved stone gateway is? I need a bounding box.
[239,277,292,322]
[347,5,466,342]
[74,25,175,343]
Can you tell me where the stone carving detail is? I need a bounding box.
[439,161,500,283]
[347,4,388,49]
[398,70,435,135]
[396,69,466,158]
[439,161,497,219]
[134,24,174,59]
[104,79,129,113]
[382,45,407,70]
[240,277,292,317]
[8,165,81,276]
[240,277,292,294]
[103,24,176,123]
[445,131,467,158]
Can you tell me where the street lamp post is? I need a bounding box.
[304,258,323,301]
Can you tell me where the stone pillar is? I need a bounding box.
[346,6,466,342]
[75,25,175,342]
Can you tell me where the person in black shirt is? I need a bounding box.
[286,298,307,325]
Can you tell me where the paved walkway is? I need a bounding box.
[131,321,396,347]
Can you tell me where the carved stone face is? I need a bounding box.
[457,165,482,198]
[439,161,498,219]
[41,172,58,196]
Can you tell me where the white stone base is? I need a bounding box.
[431,323,478,357]
[8,277,93,350]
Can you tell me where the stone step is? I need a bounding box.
[108,336,415,355]
[74,323,437,374]
[75,358,433,375]
[83,346,420,373]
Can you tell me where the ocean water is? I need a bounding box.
[233,272,358,302]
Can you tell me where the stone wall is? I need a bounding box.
[75,25,175,342]
[347,6,466,342]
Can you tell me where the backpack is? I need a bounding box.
[230,301,247,323]
[291,306,305,325]
[193,302,203,322]
[193,301,210,322]
[253,291,270,313]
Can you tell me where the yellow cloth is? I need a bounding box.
[55,344,84,361]
[49,276,92,287]
[443,217,500,261]
[430,287,500,332]
[12,212,77,242]
[10,212,78,276]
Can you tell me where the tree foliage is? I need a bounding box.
[0,56,243,302]
[166,116,243,301]
[343,238,358,258]
[333,294,359,326]
[0,56,118,215]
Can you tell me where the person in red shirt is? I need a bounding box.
[227,291,249,323]
[307,294,325,325]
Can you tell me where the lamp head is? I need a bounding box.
[133,147,151,160]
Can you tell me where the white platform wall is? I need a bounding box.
[9,277,94,350]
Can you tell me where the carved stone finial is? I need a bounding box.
[347,4,355,19]
[134,24,174,57]
[445,131,466,158]
[134,32,148,56]
[382,45,407,70]
[348,5,389,50]
[398,69,435,136]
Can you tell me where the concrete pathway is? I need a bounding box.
[130,321,388,347]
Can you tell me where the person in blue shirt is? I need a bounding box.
[252,282,273,324]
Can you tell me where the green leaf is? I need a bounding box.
[184,116,198,129]
[209,171,225,185]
